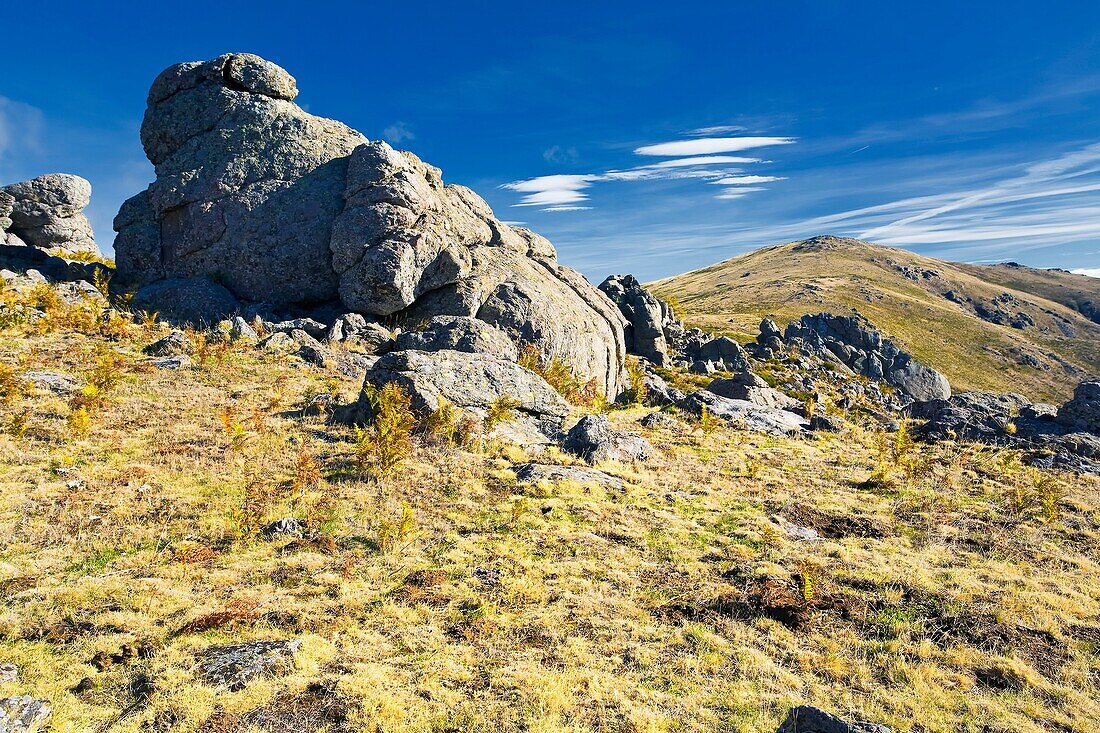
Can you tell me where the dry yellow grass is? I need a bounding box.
[1,285,1099,732]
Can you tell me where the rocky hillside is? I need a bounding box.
[651,236,1100,402]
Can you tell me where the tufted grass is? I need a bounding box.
[0,283,1099,732]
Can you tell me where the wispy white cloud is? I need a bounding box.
[504,134,793,210]
[634,136,795,156]
[710,175,785,185]
[715,186,767,199]
[543,145,579,164]
[382,121,415,144]
[502,174,597,207]
[1072,268,1100,278]
[0,96,45,178]
[647,155,763,168]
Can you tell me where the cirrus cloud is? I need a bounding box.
[634,136,795,157]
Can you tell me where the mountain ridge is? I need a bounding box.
[651,236,1100,402]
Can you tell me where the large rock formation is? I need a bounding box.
[599,273,746,372]
[599,274,671,365]
[0,174,99,254]
[769,313,951,402]
[113,53,626,398]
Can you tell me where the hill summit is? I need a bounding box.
[652,235,1100,402]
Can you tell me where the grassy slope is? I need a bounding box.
[651,237,1100,403]
[2,291,1100,732]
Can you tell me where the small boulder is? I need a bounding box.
[562,414,653,464]
[641,371,685,407]
[393,316,518,361]
[143,330,192,357]
[513,463,625,490]
[1,173,98,255]
[0,695,52,733]
[197,639,302,691]
[707,373,802,412]
[19,371,80,395]
[263,518,304,539]
[145,355,192,370]
[640,411,678,429]
[697,337,750,372]
[131,277,240,325]
[0,664,15,683]
[775,705,891,733]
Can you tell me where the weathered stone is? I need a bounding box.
[356,349,569,438]
[562,414,652,464]
[0,664,15,683]
[19,371,80,395]
[393,316,518,361]
[640,411,678,429]
[197,639,302,691]
[131,277,240,325]
[0,696,52,733]
[640,370,684,407]
[114,53,627,399]
[707,373,801,412]
[599,274,671,365]
[910,392,1030,443]
[785,313,949,401]
[266,318,329,339]
[1,174,98,255]
[263,518,304,539]
[145,355,192,370]
[775,705,891,733]
[678,390,808,436]
[144,331,192,357]
[1057,380,1100,434]
[0,244,106,284]
[512,463,625,490]
[697,337,750,372]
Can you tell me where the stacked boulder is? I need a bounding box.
[113,52,626,400]
[749,313,951,402]
[0,174,99,255]
[598,274,747,373]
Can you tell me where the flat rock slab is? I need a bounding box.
[679,390,807,436]
[198,638,302,691]
[0,696,52,733]
[18,371,80,395]
[513,463,625,490]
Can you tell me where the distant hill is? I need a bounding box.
[651,236,1100,402]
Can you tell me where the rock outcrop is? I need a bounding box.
[1057,380,1100,433]
[114,52,626,398]
[599,274,671,365]
[0,174,99,255]
[755,313,951,402]
[909,380,1100,475]
[598,273,745,372]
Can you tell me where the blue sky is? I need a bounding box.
[3,1,1100,281]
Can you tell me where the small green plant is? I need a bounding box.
[355,382,416,480]
[518,344,602,407]
[8,409,30,438]
[698,406,720,435]
[376,502,417,552]
[423,397,460,445]
[622,358,649,406]
[485,395,520,430]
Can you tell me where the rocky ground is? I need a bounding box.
[2,270,1100,733]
